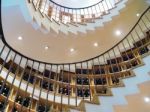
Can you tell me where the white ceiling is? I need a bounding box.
[1,0,149,64]
[51,0,101,8]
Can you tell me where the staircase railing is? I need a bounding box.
[0,0,150,111]
[28,0,122,24]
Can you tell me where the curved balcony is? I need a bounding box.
[26,0,127,34]
[30,0,121,24]
[0,1,150,112]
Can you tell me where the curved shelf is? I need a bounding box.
[0,0,150,111]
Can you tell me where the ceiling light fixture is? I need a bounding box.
[94,42,98,47]
[44,46,49,50]
[115,30,122,36]
[70,48,75,52]
[136,13,140,17]
[144,97,150,103]
[18,36,23,40]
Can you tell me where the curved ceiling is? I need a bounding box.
[1,0,149,64]
[50,0,101,8]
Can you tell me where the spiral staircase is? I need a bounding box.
[27,0,129,34]
[83,55,150,112]
[0,0,150,112]
[2,0,128,35]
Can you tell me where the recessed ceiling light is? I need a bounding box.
[115,30,122,36]
[70,48,75,52]
[18,36,23,40]
[144,97,150,103]
[136,13,140,17]
[44,46,49,50]
[94,42,98,47]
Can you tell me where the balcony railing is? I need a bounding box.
[28,0,121,24]
[0,1,150,111]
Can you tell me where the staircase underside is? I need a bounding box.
[83,55,150,112]
[26,0,128,34]
[0,1,150,112]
